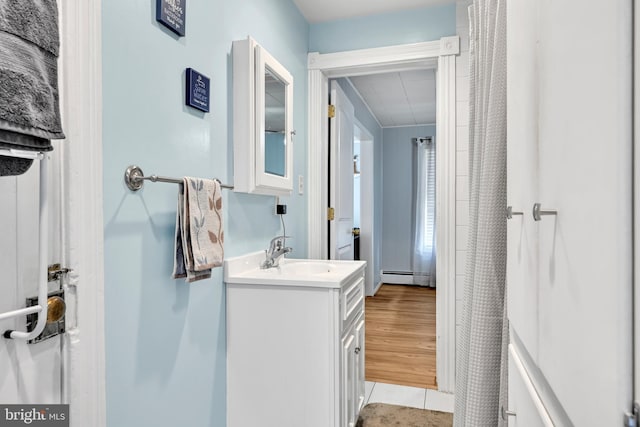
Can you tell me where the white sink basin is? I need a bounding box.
[224,251,365,288]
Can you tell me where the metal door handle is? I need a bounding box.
[533,203,557,221]
[507,206,523,219]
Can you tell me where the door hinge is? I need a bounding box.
[328,207,335,221]
[625,403,640,427]
[328,104,336,118]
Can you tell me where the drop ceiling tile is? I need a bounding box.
[400,69,436,82]
[347,68,437,128]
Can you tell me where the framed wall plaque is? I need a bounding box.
[185,68,210,113]
[156,0,186,36]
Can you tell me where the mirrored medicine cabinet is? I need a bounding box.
[232,37,294,196]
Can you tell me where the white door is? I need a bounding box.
[507,0,633,425]
[0,148,65,404]
[329,80,355,260]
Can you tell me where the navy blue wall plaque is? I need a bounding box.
[156,0,186,36]
[185,68,210,113]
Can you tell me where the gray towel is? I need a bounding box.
[0,1,60,56]
[0,0,64,176]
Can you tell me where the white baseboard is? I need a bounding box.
[381,273,414,284]
[373,281,383,295]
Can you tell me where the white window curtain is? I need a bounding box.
[412,137,436,287]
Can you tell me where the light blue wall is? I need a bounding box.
[309,4,456,53]
[382,125,436,272]
[102,1,308,426]
[334,79,382,141]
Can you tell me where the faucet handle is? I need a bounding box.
[270,235,292,246]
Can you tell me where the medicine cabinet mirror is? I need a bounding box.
[233,37,294,196]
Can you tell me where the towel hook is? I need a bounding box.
[532,203,557,221]
[501,406,516,420]
[507,206,523,219]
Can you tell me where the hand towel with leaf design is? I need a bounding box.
[172,177,224,283]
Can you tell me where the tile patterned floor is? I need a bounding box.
[364,381,455,413]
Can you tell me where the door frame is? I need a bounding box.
[354,117,377,296]
[58,1,106,425]
[634,0,639,412]
[307,36,459,392]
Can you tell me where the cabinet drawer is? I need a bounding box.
[342,277,364,327]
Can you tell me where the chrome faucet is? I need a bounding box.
[261,236,293,269]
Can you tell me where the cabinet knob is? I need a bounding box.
[355,346,361,355]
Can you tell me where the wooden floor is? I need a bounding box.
[365,284,437,390]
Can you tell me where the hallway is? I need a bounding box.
[365,285,437,389]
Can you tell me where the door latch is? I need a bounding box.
[48,263,70,282]
[24,264,71,344]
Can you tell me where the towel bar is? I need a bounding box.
[0,148,49,341]
[0,148,44,160]
[124,165,234,191]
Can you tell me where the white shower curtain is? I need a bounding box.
[412,137,436,287]
[454,0,509,426]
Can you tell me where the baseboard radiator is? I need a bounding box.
[380,270,428,285]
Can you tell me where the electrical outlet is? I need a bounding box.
[298,175,304,195]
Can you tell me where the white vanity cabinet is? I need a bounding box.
[224,253,366,427]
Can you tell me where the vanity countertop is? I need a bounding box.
[224,251,366,289]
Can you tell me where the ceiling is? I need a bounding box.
[348,69,436,127]
[292,0,454,23]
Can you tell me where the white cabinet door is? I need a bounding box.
[341,328,357,427]
[354,314,365,412]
